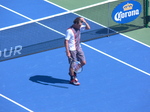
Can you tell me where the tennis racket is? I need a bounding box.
[70,58,83,74]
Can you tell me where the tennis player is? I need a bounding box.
[64,17,90,85]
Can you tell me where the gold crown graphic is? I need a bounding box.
[123,3,133,11]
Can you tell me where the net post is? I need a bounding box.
[145,0,149,28]
[107,1,110,37]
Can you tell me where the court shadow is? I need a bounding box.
[29,75,70,89]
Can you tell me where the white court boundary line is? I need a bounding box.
[0,2,150,76]
[120,33,150,48]
[0,94,34,112]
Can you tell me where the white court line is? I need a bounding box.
[1,3,150,76]
[44,0,118,11]
[0,94,34,112]
[120,33,150,48]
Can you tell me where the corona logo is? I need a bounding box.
[112,0,142,24]
[123,3,133,11]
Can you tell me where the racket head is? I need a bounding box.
[75,66,83,74]
[71,60,83,74]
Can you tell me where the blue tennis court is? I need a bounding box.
[0,0,150,112]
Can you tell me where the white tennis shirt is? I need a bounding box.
[65,25,86,51]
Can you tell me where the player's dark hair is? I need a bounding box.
[73,17,82,24]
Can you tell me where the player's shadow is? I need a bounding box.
[29,75,70,89]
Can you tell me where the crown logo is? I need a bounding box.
[123,3,133,11]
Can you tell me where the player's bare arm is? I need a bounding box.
[64,39,71,57]
[80,18,91,30]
